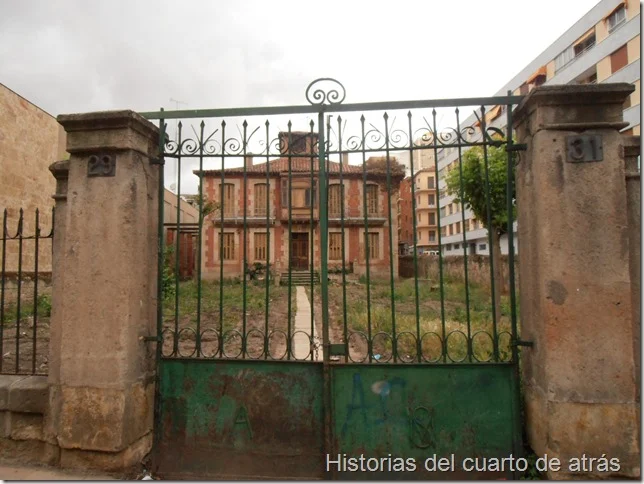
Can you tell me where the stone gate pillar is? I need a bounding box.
[45,111,159,471]
[513,84,639,479]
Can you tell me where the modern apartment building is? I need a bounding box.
[398,168,438,254]
[438,0,640,256]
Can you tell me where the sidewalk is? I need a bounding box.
[292,286,321,361]
[0,464,117,481]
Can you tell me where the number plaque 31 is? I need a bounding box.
[566,135,603,163]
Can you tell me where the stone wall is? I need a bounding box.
[399,254,517,293]
[624,135,640,417]
[0,84,66,273]
[0,375,56,466]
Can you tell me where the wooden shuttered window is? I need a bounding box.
[254,183,268,216]
[222,233,235,260]
[365,232,379,259]
[366,185,378,215]
[254,232,267,261]
[329,233,342,260]
[221,183,235,217]
[329,184,342,217]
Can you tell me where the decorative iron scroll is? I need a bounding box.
[160,115,509,159]
[305,78,346,105]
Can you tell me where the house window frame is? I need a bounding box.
[367,232,380,259]
[607,5,626,33]
[221,183,235,217]
[254,232,267,261]
[366,184,379,215]
[222,232,235,260]
[328,183,344,217]
[254,183,268,217]
[329,232,343,260]
[610,44,629,74]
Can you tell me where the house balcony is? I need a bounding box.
[210,208,388,227]
[211,215,277,227]
[280,207,318,223]
[414,187,436,194]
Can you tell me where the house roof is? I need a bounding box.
[195,156,365,176]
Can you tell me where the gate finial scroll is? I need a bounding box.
[305,78,346,105]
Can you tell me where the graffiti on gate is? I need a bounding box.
[232,405,253,440]
[340,372,434,448]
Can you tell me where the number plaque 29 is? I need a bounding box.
[566,135,603,163]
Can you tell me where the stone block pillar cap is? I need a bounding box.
[49,159,70,180]
[57,110,159,155]
[57,110,158,139]
[513,83,635,126]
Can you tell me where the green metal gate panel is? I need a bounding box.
[331,364,519,479]
[155,359,324,479]
[142,78,527,480]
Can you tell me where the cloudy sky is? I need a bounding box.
[2,0,600,192]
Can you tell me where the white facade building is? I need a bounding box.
[438,0,640,255]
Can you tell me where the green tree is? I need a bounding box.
[445,143,516,315]
[186,184,218,217]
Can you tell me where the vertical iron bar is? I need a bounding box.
[15,209,23,373]
[337,117,348,362]
[218,121,226,357]
[319,109,334,480]
[310,126,315,360]
[407,112,421,362]
[242,121,248,359]
[264,121,271,359]
[318,111,329,362]
[360,116,372,362]
[152,112,166,458]
[455,109,472,361]
[286,123,293,360]
[383,114,397,363]
[481,107,499,360]
[310,120,316,360]
[196,122,205,357]
[431,110,447,362]
[173,123,182,356]
[32,209,39,374]
[506,95,519,362]
[506,91,523,472]
[0,209,6,373]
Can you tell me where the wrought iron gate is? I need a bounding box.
[141,78,524,479]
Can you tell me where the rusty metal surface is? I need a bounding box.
[330,364,519,479]
[154,359,324,479]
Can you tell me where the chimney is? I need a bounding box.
[244,153,253,168]
[342,152,349,166]
[278,131,319,155]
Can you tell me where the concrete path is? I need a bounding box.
[0,464,117,480]
[292,286,321,361]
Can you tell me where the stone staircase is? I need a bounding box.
[280,270,320,285]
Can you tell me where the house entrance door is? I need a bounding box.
[290,233,309,270]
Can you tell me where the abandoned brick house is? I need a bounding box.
[195,131,402,279]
